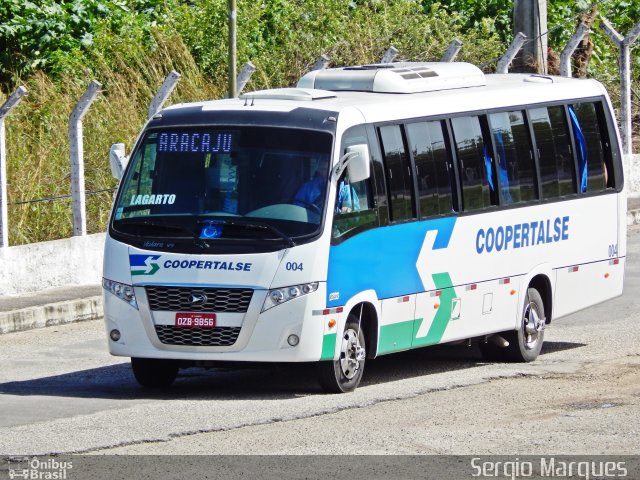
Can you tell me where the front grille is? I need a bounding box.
[146,286,253,313]
[155,325,241,346]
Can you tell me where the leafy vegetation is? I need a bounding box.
[0,0,638,244]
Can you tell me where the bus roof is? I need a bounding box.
[161,63,609,126]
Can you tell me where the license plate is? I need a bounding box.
[175,312,217,328]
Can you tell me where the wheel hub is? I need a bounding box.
[523,301,544,349]
[339,328,365,379]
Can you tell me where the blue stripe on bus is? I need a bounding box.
[326,217,456,307]
[568,105,588,193]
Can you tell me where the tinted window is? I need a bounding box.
[332,125,377,241]
[450,116,495,210]
[405,121,454,217]
[529,106,576,198]
[114,127,332,239]
[489,111,537,204]
[569,102,608,192]
[379,125,415,221]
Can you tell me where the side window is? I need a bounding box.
[332,125,377,241]
[450,115,496,211]
[569,102,610,192]
[529,106,576,199]
[379,125,416,222]
[405,120,455,217]
[120,143,158,217]
[488,110,537,204]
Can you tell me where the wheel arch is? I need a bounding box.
[340,289,380,360]
[528,274,553,324]
[347,301,379,359]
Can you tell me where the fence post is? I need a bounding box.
[441,39,463,62]
[148,70,181,119]
[69,80,101,237]
[560,23,589,78]
[236,62,256,96]
[496,32,527,74]
[227,0,237,99]
[381,46,398,64]
[312,54,330,71]
[0,86,27,248]
[601,18,640,156]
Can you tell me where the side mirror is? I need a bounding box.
[345,144,371,183]
[110,143,128,180]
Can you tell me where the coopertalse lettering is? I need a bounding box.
[475,216,570,254]
[163,259,252,272]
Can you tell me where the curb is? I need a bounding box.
[0,296,103,335]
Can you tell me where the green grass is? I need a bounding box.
[4,32,219,245]
[0,0,635,245]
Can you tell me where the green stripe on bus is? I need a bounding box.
[378,319,415,355]
[413,272,457,348]
[320,333,337,360]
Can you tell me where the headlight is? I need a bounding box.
[103,278,138,309]
[262,282,319,312]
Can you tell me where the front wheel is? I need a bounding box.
[131,357,179,388]
[317,315,366,393]
[504,288,546,362]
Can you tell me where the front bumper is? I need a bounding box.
[103,283,329,362]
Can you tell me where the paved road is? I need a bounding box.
[0,226,639,456]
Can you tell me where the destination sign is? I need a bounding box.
[157,131,236,154]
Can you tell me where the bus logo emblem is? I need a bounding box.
[190,293,207,306]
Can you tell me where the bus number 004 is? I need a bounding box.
[608,244,618,258]
[286,262,303,271]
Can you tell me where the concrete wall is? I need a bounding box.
[625,154,640,197]
[0,233,105,296]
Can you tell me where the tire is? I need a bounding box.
[503,288,546,362]
[131,357,179,388]
[317,314,366,393]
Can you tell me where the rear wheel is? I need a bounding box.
[504,288,546,362]
[131,357,179,388]
[317,314,366,393]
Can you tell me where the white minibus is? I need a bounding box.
[103,62,626,392]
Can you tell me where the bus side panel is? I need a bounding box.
[327,193,621,352]
[413,277,518,347]
[552,193,623,319]
[554,259,624,319]
[378,295,416,355]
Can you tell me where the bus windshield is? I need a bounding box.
[112,126,333,245]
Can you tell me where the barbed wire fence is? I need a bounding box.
[0,3,638,247]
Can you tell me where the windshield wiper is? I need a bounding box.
[115,219,210,249]
[198,219,296,248]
